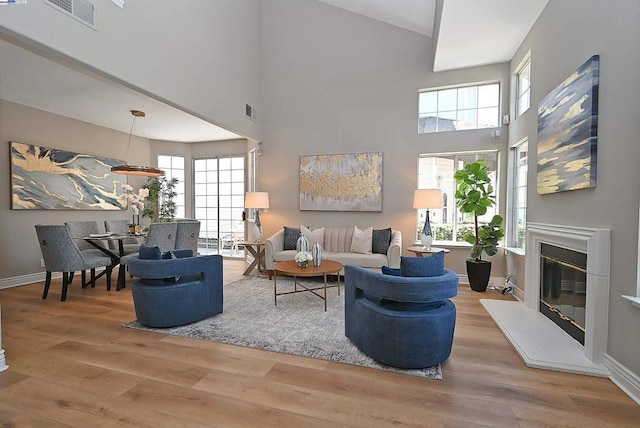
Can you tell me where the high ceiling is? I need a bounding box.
[0,0,548,142]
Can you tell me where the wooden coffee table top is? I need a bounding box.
[274,259,342,277]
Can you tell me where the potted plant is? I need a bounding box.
[454,159,504,292]
[142,176,179,223]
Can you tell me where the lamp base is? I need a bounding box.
[420,233,433,250]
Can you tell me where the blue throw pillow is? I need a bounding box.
[381,266,402,276]
[372,228,392,254]
[400,252,445,277]
[139,245,162,260]
[283,226,300,250]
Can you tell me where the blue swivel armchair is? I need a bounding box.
[344,264,458,369]
[127,249,223,328]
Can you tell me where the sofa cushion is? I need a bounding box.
[381,266,402,276]
[301,225,324,248]
[330,252,387,269]
[139,245,162,260]
[372,228,392,255]
[283,226,300,250]
[400,252,445,277]
[350,226,373,254]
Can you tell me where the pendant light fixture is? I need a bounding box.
[111,110,165,177]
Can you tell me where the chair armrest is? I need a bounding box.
[265,229,285,270]
[128,255,221,279]
[387,230,402,268]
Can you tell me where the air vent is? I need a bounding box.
[45,0,96,29]
[245,104,257,121]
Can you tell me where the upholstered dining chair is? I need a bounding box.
[104,219,141,255]
[65,220,112,287]
[175,220,200,256]
[144,222,178,252]
[35,224,114,301]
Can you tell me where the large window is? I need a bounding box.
[417,151,499,243]
[516,58,531,117]
[157,155,185,218]
[509,141,528,248]
[418,83,500,133]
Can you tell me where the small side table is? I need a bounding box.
[239,241,266,276]
[406,246,450,257]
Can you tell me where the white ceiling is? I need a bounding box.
[0,0,548,142]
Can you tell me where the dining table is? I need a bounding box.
[83,233,144,291]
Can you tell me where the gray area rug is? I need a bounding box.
[123,275,442,380]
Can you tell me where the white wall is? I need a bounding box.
[509,0,640,375]
[0,0,262,141]
[259,0,509,276]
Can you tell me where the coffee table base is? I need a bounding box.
[272,260,343,311]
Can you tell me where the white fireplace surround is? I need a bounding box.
[482,222,610,376]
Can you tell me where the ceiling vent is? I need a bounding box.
[245,104,257,122]
[45,0,96,29]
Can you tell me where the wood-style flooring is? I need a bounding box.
[1,259,639,427]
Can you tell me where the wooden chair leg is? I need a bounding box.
[61,272,70,301]
[90,268,96,288]
[42,271,52,299]
[81,270,88,288]
[69,270,75,284]
[106,266,113,291]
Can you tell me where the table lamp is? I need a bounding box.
[245,191,269,241]
[413,189,443,249]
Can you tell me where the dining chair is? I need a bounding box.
[65,221,112,287]
[175,220,200,256]
[35,224,114,301]
[145,222,178,252]
[104,219,141,255]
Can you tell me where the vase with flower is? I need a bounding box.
[294,251,313,268]
[122,184,149,234]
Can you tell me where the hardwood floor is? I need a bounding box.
[1,259,638,427]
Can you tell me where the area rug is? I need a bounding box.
[123,275,442,380]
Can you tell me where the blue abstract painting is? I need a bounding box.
[537,55,599,195]
[10,141,127,210]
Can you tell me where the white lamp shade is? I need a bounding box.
[245,192,270,209]
[413,189,443,209]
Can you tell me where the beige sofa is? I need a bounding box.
[265,226,402,273]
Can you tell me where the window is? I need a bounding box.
[516,58,531,117]
[417,151,498,243]
[418,83,500,133]
[158,155,185,218]
[509,141,528,248]
[194,156,245,257]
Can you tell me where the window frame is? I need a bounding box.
[508,140,528,249]
[418,82,501,134]
[515,56,531,118]
[417,150,500,245]
[157,154,186,219]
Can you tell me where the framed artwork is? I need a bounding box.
[10,141,127,210]
[537,55,599,195]
[299,152,383,211]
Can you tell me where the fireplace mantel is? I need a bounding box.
[481,222,610,377]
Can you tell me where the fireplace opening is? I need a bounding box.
[540,243,586,345]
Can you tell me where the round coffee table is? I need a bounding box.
[273,260,343,311]
[406,246,450,257]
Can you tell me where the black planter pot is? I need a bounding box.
[466,259,492,292]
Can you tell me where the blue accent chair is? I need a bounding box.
[344,264,458,369]
[127,251,223,328]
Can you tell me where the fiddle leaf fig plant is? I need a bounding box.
[454,159,504,261]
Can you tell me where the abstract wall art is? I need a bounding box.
[537,55,599,195]
[299,152,383,211]
[10,141,128,210]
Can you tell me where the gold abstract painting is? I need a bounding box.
[10,141,127,210]
[299,152,383,211]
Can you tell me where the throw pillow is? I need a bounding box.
[381,266,402,276]
[300,225,325,248]
[350,226,373,254]
[139,245,162,260]
[401,252,445,277]
[372,228,392,254]
[283,226,300,250]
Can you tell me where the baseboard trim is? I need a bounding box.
[457,274,506,289]
[604,354,640,405]
[0,272,55,289]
